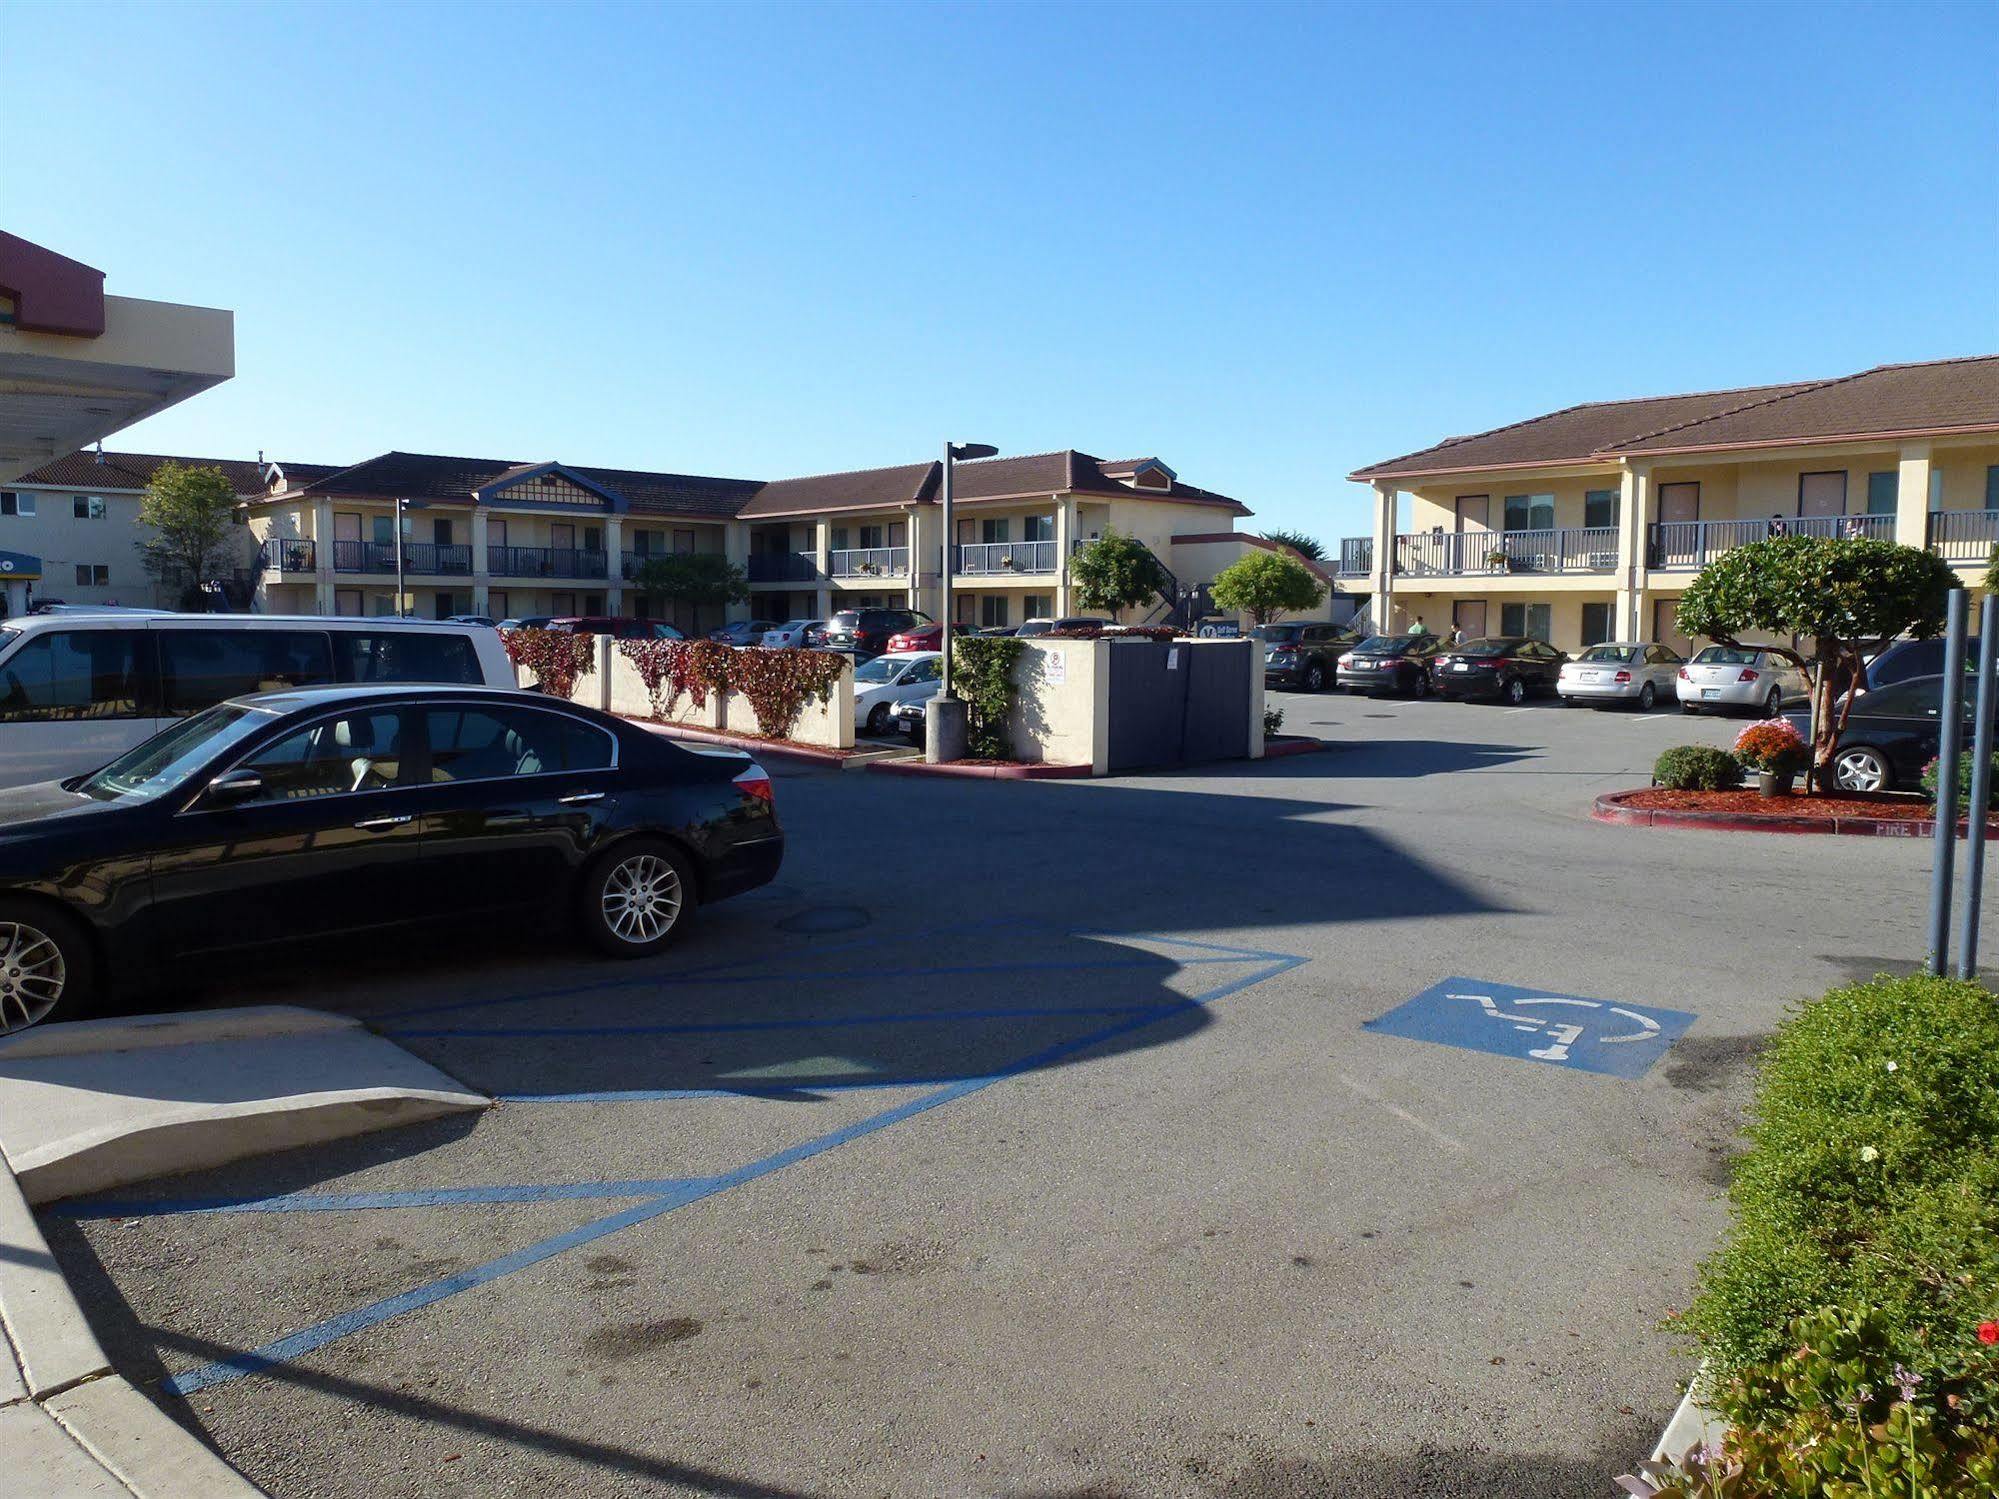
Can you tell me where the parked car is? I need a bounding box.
[1015,618,1056,638]
[500,616,554,631]
[885,620,975,654]
[0,614,517,791]
[821,607,928,657]
[548,616,684,641]
[761,619,826,650]
[0,684,782,1033]
[1557,642,1684,710]
[1262,622,1362,692]
[1335,634,1444,697]
[892,696,928,742]
[851,650,944,736]
[978,625,1019,637]
[1779,673,1995,792]
[1865,636,1985,691]
[707,619,780,646]
[444,614,498,628]
[1676,645,1807,716]
[1432,637,1568,703]
[803,622,831,648]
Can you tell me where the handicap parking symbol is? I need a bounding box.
[1362,976,1694,1078]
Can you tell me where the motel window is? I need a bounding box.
[371,514,394,545]
[859,524,885,550]
[673,529,696,554]
[0,492,35,517]
[73,495,107,520]
[981,517,1011,544]
[1580,602,1613,647]
[1583,490,1618,530]
[1502,494,1553,532]
[74,564,110,587]
[981,596,1009,628]
[1930,471,1945,511]
[1866,472,1899,515]
[1024,515,1055,543]
[1987,466,1999,510]
[1500,601,1552,642]
[830,527,849,552]
[1024,594,1053,619]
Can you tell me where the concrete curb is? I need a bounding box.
[866,758,1093,781]
[2,1156,266,1495]
[626,718,906,768]
[1592,789,1996,838]
[1648,1376,1725,1465]
[1262,736,1330,760]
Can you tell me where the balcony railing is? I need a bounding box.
[1337,537,1373,577]
[487,545,608,579]
[1926,509,1999,562]
[747,551,821,583]
[330,540,397,573]
[1648,513,1893,569]
[1393,527,1620,576]
[328,540,475,574]
[830,546,908,579]
[954,540,1058,575]
[261,538,315,573]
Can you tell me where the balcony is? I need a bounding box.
[747,551,820,584]
[487,545,608,580]
[1337,537,1373,577]
[1648,513,1893,569]
[953,540,1058,575]
[261,538,315,573]
[328,540,475,575]
[1393,527,1619,577]
[1926,509,1999,562]
[830,546,908,579]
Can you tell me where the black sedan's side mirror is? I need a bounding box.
[204,768,265,807]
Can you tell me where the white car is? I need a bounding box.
[1675,645,1808,717]
[762,619,825,650]
[852,650,943,736]
[1558,641,1685,710]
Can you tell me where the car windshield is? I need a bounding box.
[1456,638,1511,655]
[1578,646,1638,663]
[1693,646,1760,665]
[1357,636,1418,654]
[830,612,861,628]
[853,657,904,683]
[1262,625,1304,643]
[76,703,274,803]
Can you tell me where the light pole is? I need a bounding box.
[927,440,998,763]
[393,497,428,617]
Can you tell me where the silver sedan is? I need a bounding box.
[1675,646,1807,717]
[1557,642,1684,710]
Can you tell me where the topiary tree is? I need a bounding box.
[1676,536,1959,792]
[137,461,240,605]
[1068,527,1166,622]
[1258,527,1325,561]
[632,552,749,622]
[1209,549,1327,626]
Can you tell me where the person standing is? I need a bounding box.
[1409,615,1429,636]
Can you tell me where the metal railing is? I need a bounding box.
[1648,513,1893,568]
[747,551,820,583]
[830,546,908,578]
[1927,509,1999,562]
[330,540,398,573]
[953,540,1058,574]
[1393,527,1619,576]
[1337,537,1373,577]
[261,538,315,573]
[403,543,472,575]
[486,545,609,579]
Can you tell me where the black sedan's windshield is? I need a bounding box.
[1454,638,1515,656]
[1356,636,1422,654]
[78,704,273,802]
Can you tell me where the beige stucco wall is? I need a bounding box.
[1005,638,1107,771]
[1403,470,1621,534]
[2,482,255,606]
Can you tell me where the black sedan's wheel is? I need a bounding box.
[1637,683,1657,711]
[1502,676,1527,705]
[581,840,696,957]
[0,901,92,1035]
[1304,661,1326,692]
[1833,746,1892,793]
[1407,670,1430,700]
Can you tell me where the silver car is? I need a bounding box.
[1557,642,1684,710]
[1675,645,1806,717]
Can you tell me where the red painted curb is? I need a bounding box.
[867,759,1093,781]
[1592,790,1995,838]
[1262,736,1330,760]
[626,719,855,766]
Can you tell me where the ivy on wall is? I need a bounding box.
[953,635,1024,760]
[500,627,596,698]
[617,638,846,741]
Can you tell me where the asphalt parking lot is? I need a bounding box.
[40,688,1984,1498]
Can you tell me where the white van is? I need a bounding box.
[0,614,516,789]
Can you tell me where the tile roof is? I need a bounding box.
[11,450,341,494]
[737,450,1248,518]
[290,451,761,520]
[735,460,937,519]
[1350,356,1999,481]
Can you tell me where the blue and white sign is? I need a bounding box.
[1363,976,1694,1078]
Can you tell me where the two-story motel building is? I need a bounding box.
[1345,356,1999,654]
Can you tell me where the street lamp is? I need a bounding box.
[927,440,999,764]
[393,497,428,617]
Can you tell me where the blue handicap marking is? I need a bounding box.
[1363,976,1695,1078]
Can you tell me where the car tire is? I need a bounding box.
[579,839,697,958]
[1763,686,1782,718]
[1408,670,1430,700]
[1637,683,1657,711]
[865,704,890,735]
[1304,661,1326,692]
[1833,746,1893,793]
[0,899,94,1036]
[1502,676,1527,706]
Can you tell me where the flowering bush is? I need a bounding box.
[1921,751,1999,810]
[1101,624,1179,642]
[1733,719,1809,775]
[1042,623,1105,639]
[500,627,595,699]
[618,637,733,717]
[616,637,844,739]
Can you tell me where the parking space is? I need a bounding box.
[40,703,1983,1498]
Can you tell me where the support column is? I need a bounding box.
[814,518,832,618]
[905,506,927,613]
[1370,483,1397,633]
[1615,461,1654,640]
[1895,442,1933,550]
[313,497,336,614]
[603,515,624,613]
[470,510,491,615]
[1054,496,1075,614]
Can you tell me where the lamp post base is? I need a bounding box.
[925,695,968,764]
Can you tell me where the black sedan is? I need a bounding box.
[1335,634,1444,697]
[1432,637,1568,703]
[0,684,782,1034]
[1780,673,1992,792]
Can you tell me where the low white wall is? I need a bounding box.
[1005,638,1108,772]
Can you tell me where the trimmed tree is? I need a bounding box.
[1675,535,1959,792]
[1209,549,1327,626]
[137,461,240,604]
[1258,527,1325,562]
[633,552,749,623]
[1068,527,1166,622]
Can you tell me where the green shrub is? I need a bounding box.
[1629,1305,1999,1497]
[1921,750,1999,810]
[954,636,1024,760]
[1653,744,1743,790]
[1678,974,1999,1395]
[1262,706,1284,738]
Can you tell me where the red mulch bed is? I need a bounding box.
[1622,788,1938,820]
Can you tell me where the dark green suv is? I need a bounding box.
[1262,622,1362,692]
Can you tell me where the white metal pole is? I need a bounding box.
[939,442,954,700]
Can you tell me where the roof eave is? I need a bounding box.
[1595,420,1999,461]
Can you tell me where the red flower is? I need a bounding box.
[1978,1321,1999,1345]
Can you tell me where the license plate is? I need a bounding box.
[1701,688,1721,699]
[1452,662,1469,672]
[1582,671,1602,682]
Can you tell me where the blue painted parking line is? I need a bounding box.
[146,930,1307,1398]
[1362,976,1694,1078]
[392,999,1189,1041]
[56,1178,716,1220]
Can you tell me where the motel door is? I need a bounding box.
[1798,472,1847,519]
[1454,496,1491,532]
[1452,601,1487,639]
[1657,483,1699,525]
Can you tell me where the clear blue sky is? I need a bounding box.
[8,1,1996,541]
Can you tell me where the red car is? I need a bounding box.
[885,620,975,654]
